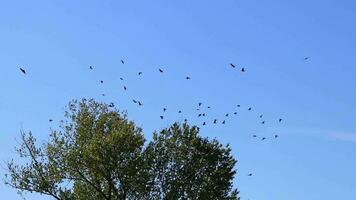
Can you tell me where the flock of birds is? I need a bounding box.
[17,57,311,178]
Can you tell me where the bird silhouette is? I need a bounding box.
[121,60,125,64]
[132,99,138,104]
[160,116,164,120]
[138,101,143,106]
[120,77,124,81]
[222,120,226,124]
[225,113,229,117]
[184,119,188,122]
[213,119,217,124]
[261,137,266,140]
[138,72,142,75]
[261,121,265,124]
[203,122,206,126]
[248,173,253,176]
[252,135,257,137]
[198,114,202,117]
[279,118,283,123]
[109,102,115,107]
[19,68,26,74]
[304,57,310,60]
[102,94,106,96]
[207,106,211,109]
[178,110,182,113]
[186,76,191,80]
[198,102,202,106]
[89,66,93,70]
[241,68,245,72]
[274,135,278,138]
[237,105,241,107]
[202,113,206,117]
[159,68,163,73]
[49,119,53,122]
[230,63,236,68]
[259,114,263,118]
[124,86,127,90]
[100,80,104,84]
[234,112,237,115]
[248,107,252,111]
[163,108,167,112]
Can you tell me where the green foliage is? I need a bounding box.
[5,99,239,200]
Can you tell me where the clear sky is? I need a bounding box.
[1,0,356,199]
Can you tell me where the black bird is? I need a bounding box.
[100,80,104,84]
[203,122,206,126]
[120,77,124,81]
[202,113,206,117]
[49,119,53,122]
[186,76,190,80]
[252,135,257,137]
[133,99,138,104]
[261,137,266,140]
[197,108,200,111]
[248,107,252,111]
[138,101,143,106]
[261,121,265,124]
[241,67,245,72]
[234,112,237,115]
[237,104,241,107]
[178,110,182,113]
[184,119,188,122]
[163,108,167,112]
[279,118,283,123]
[198,114,202,117]
[274,135,278,138]
[198,102,202,106]
[121,60,125,64]
[138,72,142,75]
[213,119,217,124]
[159,68,164,73]
[225,113,229,117]
[124,86,127,90]
[109,102,115,107]
[304,57,310,60]
[248,173,253,177]
[89,66,93,70]
[222,120,226,124]
[207,106,211,109]
[102,94,106,96]
[259,114,263,118]
[160,116,164,120]
[19,68,26,74]
[230,63,236,68]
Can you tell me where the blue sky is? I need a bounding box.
[1,0,356,199]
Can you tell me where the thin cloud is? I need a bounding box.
[329,132,356,142]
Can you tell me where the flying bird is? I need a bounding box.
[261,137,266,140]
[198,114,202,117]
[163,108,167,112]
[237,105,241,107]
[120,77,124,81]
[198,102,202,106]
[138,72,142,75]
[248,107,252,111]
[178,110,182,113]
[259,114,263,118]
[133,99,138,104]
[230,63,236,68]
[261,121,265,124]
[19,68,26,74]
[274,135,278,138]
[241,68,245,72]
[102,94,106,96]
[225,113,229,117]
[109,102,115,107]
[123,86,127,90]
[248,173,253,177]
[100,80,104,84]
[160,116,164,120]
[49,119,53,122]
[89,66,93,70]
[222,120,226,125]
[304,57,310,60]
[207,106,211,109]
[202,113,206,117]
[203,122,206,126]
[279,118,283,123]
[213,119,217,124]
[252,135,257,137]
[159,68,164,73]
[121,60,125,64]
[234,112,237,115]
[138,101,143,106]
[186,76,191,80]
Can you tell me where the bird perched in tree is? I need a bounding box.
[230,63,236,68]
[19,68,26,74]
[159,68,163,73]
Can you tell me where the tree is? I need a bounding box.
[5,99,239,200]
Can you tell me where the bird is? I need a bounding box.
[261,121,265,124]
[198,102,202,106]
[121,60,125,64]
[274,135,278,138]
[120,77,124,81]
[109,102,115,107]
[225,113,229,117]
[207,106,211,109]
[252,135,257,137]
[259,114,263,118]
[261,137,266,140]
[234,112,237,115]
[184,119,188,122]
[186,76,191,80]
[203,122,206,126]
[138,101,143,106]
[213,119,217,124]
[19,68,26,74]
[100,80,104,84]
[102,94,106,96]
[279,118,283,123]
[159,68,164,73]
[202,113,206,117]
[230,63,236,68]
[123,86,127,90]
[163,108,167,112]
[222,120,226,124]
[237,104,241,107]
[198,114,202,117]
[49,119,53,122]
[89,66,93,70]
[178,110,182,113]
[241,68,245,72]
[304,57,310,60]
[132,99,138,104]
[160,116,164,120]
[248,107,252,111]
[138,72,142,75]
[248,173,253,177]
